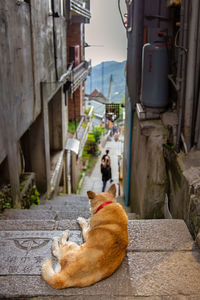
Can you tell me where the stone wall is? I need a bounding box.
[164,148,200,238]
[129,113,168,218]
[129,112,200,238]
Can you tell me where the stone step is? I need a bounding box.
[127,212,138,220]
[42,198,89,204]
[0,219,200,299]
[116,197,132,213]
[2,210,137,221]
[1,209,91,220]
[30,202,90,211]
[48,194,88,201]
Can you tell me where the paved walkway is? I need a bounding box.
[1,134,200,298]
[80,134,124,196]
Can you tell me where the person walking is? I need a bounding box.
[101,149,110,162]
[101,156,112,192]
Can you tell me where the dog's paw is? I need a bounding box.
[77,217,87,227]
[62,229,70,239]
[52,237,59,257]
[61,229,70,244]
[41,258,52,274]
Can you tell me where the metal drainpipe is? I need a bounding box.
[176,0,189,152]
[29,1,37,121]
[176,0,184,90]
[195,87,200,149]
[193,5,200,146]
[51,0,59,81]
[183,0,200,151]
[125,0,144,205]
[125,106,133,207]
[67,150,71,194]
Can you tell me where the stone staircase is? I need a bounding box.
[1,194,200,299]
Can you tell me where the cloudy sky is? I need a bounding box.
[85,0,127,66]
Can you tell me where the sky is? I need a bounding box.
[85,0,127,66]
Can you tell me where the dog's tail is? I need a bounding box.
[41,259,68,289]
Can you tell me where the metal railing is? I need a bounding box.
[70,0,91,19]
[73,106,94,157]
[70,60,91,95]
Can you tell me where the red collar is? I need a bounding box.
[96,201,113,214]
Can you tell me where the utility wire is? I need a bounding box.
[118,0,127,29]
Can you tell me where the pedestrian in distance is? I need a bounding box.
[101,156,112,192]
[101,149,110,162]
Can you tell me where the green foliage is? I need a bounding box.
[85,108,90,115]
[92,126,104,144]
[31,185,40,205]
[82,121,87,129]
[68,121,80,134]
[21,184,40,209]
[83,126,104,157]
[0,196,12,212]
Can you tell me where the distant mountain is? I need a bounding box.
[86,61,126,103]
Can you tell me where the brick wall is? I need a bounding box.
[68,83,83,121]
[67,23,83,64]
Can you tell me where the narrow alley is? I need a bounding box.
[1,0,200,298]
[80,134,124,196]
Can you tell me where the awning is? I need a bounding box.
[65,138,80,154]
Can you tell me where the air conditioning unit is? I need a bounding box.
[69,45,80,67]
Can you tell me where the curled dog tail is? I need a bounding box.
[41,259,67,289]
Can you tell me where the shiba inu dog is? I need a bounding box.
[41,184,129,289]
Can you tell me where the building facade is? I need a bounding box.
[0,0,91,207]
[124,0,200,237]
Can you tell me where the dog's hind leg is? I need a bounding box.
[52,237,60,258]
[77,217,90,242]
[60,230,70,247]
[60,230,80,251]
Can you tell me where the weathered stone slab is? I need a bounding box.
[1,209,57,220]
[31,203,90,211]
[42,196,89,206]
[140,119,168,137]
[1,251,200,298]
[0,220,83,231]
[1,209,91,220]
[127,251,200,296]
[0,230,83,275]
[128,220,195,251]
[30,296,200,300]
[57,219,87,230]
[56,211,91,220]
[0,220,56,231]
[0,220,195,251]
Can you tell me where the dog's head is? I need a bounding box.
[87,184,116,214]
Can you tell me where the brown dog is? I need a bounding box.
[41,184,129,289]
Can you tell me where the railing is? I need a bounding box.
[70,0,91,20]
[73,106,94,157]
[70,60,91,95]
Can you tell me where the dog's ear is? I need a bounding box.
[108,184,116,197]
[87,191,96,199]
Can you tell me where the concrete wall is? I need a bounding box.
[31,0,67,112]
[129,113,168,218]
[164,148,200,238]
[0,1,34,164]
[71,152,82,193]
[0,0,68,203]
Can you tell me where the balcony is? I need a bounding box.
[67,0,91,23]
[70,60,91,95]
